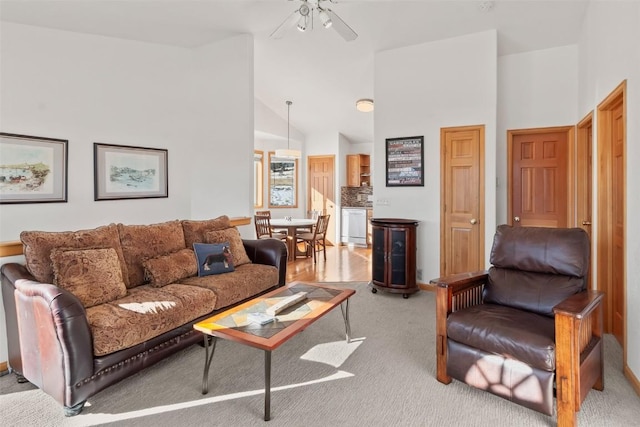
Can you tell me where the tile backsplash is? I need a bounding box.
[341,186,373,208]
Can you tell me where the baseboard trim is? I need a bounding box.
[419,282,435,292]
[625,364,640,397]
[0,361,8,374]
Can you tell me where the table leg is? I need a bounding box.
[264,350,272,421]
[286,234,295,261]
[340,299,352,343]
[201,335,217,394]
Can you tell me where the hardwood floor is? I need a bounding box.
[285,244,372,283]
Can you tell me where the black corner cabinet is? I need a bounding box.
[370,218,419,298]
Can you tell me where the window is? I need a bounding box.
[254,150,263,208]
[268,152,298,208]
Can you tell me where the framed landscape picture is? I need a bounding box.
[385,136,424,187]
[0,132,68,204]
[94,143,168,201]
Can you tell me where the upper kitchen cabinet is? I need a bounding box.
[347,154,370,187]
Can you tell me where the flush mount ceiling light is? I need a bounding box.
[275,101,302,159]
[356,99,374,113]
[271,0,357,41]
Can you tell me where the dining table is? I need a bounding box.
[270,218,317,261]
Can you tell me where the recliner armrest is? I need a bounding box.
[553,290,605,318]
[430,270,488,293]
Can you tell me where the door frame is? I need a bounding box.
[507,126,576,226]
[439,124,485,276]
[596,80,626,357]
[576,112,594,289]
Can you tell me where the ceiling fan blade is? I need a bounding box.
[326,9,357,41]
[270,10,300,39]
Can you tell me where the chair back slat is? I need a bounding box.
[254,215,273,238]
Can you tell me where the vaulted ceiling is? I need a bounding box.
[0,0,590,144]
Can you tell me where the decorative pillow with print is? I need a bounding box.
[50,247,127,308]
[204,227,251,266]
[193,242,235,276]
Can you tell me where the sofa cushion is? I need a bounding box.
[447,304,556,372]
[118,220,186,288]
[142,248,197,287]
[193,243,234,276]
[182,215,231,248]
[50,247,127,308]
[86,284,217,356]
[205,227,251,266]
[21,223,129,286]
[178,263,278,309]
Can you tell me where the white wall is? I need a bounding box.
[374,30,498,282]
[578,0,640,382]
[0,23,254,362]
[189,36,255,221]
[496,45,579,224]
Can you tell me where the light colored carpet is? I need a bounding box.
[1,281,639,427]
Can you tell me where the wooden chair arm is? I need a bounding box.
[430,270,488,293]
[432,270,488,385]
[553,290,604,318]
[554,290,605,427]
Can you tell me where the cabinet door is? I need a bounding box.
[388,228,407,287]
[346,155,360,187]
[371,226,386,283]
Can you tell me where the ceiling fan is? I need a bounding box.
[270,0,358,41]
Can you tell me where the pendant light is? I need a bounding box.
[275,100,301,158]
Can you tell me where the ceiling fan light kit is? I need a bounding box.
[271,0,357,41]
[356,99,374,113]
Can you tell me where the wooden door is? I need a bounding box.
[611,100,625,344]
[308,155,336,245]
[440,125,484,276]
[576,113,594,288]
[508,128,572,228]
[597,81,626,348]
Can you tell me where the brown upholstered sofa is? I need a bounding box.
[1,215,287,416]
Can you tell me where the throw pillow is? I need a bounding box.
[142,248,198,287]
[20,223,129,287]
[50,247,127,308]
[117,220,186,288]
[204,227,251,266]
[182,215,231,248]
[193,243,235,276]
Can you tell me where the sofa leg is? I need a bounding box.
[64,401,86,417]
[15,373,28,384]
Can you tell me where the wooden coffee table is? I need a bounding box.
[193,281,355,421]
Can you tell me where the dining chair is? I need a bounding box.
[254,215,287,241]
[255,210,287,235]
[297,214,330,263]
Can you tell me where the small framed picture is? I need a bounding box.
[0,132,68,204]
[385,136,424,187]
[94,143,168,201]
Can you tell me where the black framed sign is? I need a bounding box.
[385,136,424,187]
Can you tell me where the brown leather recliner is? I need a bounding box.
[431,225,604,427]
